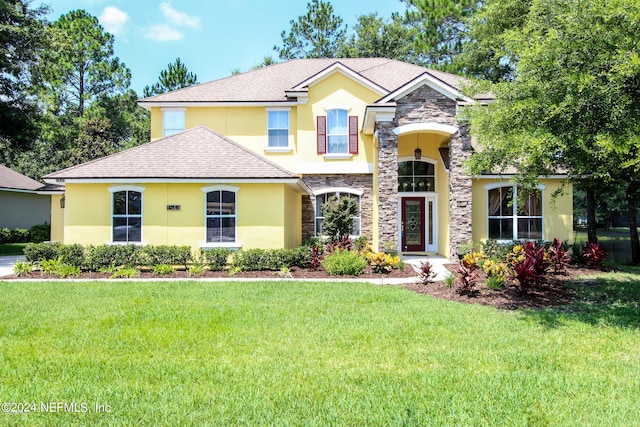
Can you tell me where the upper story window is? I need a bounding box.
[398,160,436,192]
[163,109,185,137]
[110,186,145,243]
[488,186,543,241]
[267,110,290,148]
[315,190,361,237]
[316,109,358,156]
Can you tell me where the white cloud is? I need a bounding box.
[144,24,184,42]
[99,6,128,35]
[159,2,200,28]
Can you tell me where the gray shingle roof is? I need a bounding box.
[0,164,43,191]
[44,126,298,180]
[138,58,467,104]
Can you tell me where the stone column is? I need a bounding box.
[377,121,399,248]
[448,125,473,259]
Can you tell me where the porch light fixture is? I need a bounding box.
[414,141,422,160]
[60,195,65,209]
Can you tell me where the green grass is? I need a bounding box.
[0,243,26,256]
[0,279,639,425]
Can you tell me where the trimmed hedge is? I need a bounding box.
[232,247,311,271]
[201,248,232,271]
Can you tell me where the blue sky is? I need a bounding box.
[42,0,409,95]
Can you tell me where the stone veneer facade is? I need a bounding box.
[376,84,473,259]
[301,174,373,242]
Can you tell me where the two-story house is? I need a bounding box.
[44,58,573,258]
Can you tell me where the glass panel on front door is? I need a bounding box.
[402,198,425,251]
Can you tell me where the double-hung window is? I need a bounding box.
[205,189,237,243]
[163,109,185,137]
[267,109,289,148]
[316,108,358,155]
[488,186,543,240]
[112,189,143,243]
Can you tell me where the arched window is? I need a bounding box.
[398,160,435,192]
[315,189,361,236]
[488,186,543,240]
[111,187,144,243]
[205,187,237,243]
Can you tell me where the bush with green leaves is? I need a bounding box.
[11,228,29,243]
[0,228,11,243]
[321,195,359,242]
[85,244,142,271]
[201,248,232,271]
[29,224,50,243]
[232,247,311,271]
[109,267,140,279]
[144,245,191,267]
[321,249,368,276]
[58,244,85,268]
[24,242,62,263]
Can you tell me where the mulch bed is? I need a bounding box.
[2,264,605,311]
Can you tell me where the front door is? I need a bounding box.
[402,197,425,252]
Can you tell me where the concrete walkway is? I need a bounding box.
[0,255,25,277]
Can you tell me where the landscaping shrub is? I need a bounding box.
[583,242,608,268]
[321,249,367,276]
[0,228,11,243]
[368,251,401,274]
[24,242,62,263]
[11,228,29,243]
[456,253,480,294]
[482,258,507,289]
[548,238,571,273]
[144,245,191,267]
[13,261,33,277]
[153,264,175,274]
[201,248,232,271]
[509,242,548,292]
[58,244,85,268]
[109,267,140,279]
[85,244,141,271]
[232,247,310,271]
[412,258,436,285]
[29,224,50,243]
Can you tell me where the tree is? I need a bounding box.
[403,0,479,72]
[463,0,640,264]
[88,90,150,149]
[274,0,346,60]
[321,195,359,242]
[142,58,198,98]
[31,9,131,117]
[0,0,47,153]
[338,12,421,63]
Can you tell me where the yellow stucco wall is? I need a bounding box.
[50,194,64,242]
[471,178,573,244]
[61,182,302,249]
[149,73,379,174]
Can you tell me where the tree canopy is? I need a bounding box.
[463,0,640,263]
[274,0,346,59]
[0,0,48,153]
[143,58,198,98]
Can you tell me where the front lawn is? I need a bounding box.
[1,279,639,425]
[0,243,26,256]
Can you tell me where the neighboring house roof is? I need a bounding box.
[0,164,44,191]
[43,126,300,182]
[138,58,470,105]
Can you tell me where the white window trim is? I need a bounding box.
[265,107,292,151]
[485,184,545,241]
[325,108,349,155]
[162,108,186,137]
[109,185,146,245]
[314,188,362,237]
[201,185,241,247]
